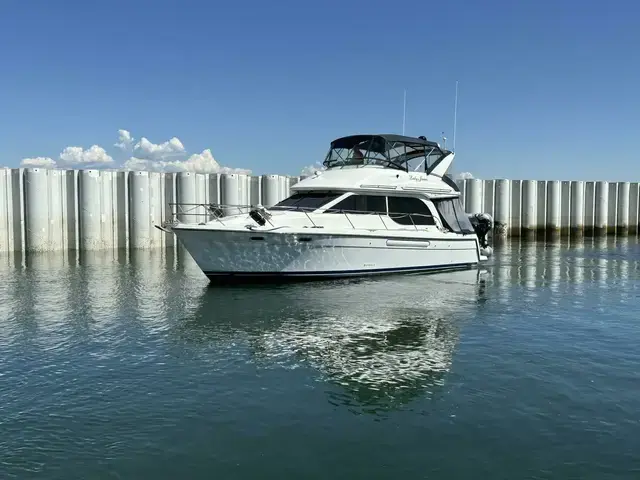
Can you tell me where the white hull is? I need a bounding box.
[173,227,482,281]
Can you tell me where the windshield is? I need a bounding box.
[323,146,392,169]
[270,192,342,211]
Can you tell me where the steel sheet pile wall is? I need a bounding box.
[456,179,640,238]
[2,169,640,253]
[0,168,303,253]
[0,168,24,252]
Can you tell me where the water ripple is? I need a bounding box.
[1,240,640,478]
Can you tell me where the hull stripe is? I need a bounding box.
[172,227,478,243]
[203,262,475,280]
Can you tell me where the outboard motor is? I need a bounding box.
[248,205,272,227]
[469,213,494,257]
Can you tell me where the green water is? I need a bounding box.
[1,238,639,479]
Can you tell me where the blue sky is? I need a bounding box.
[0,0,638,180]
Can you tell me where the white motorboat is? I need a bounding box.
[159,134,494,283]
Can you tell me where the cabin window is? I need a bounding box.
[270,192,341,211]
[387,196,435,226]
[433,198,474,234]
[324,194,387,214]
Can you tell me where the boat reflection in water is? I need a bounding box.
[1,247,488,415]
[190,268,489,414]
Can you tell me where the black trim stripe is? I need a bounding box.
[172,227,478,243]
[203,263,475,284]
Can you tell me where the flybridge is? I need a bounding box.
[322,134,452,175]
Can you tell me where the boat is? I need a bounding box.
[158,133,494,283]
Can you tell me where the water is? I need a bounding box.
[1,238,640,479]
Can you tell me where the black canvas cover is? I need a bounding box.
[434,198,474,234]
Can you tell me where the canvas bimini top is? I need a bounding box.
[323,134,452,174]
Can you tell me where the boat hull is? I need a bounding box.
[173,227,482,284]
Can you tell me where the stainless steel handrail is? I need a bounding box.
[166,202,437,231]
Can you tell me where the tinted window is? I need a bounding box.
[271,192,341,211]
[325,195,355,213]
[388,197,435,225]
[361,195,387,214]
[325,195,387,214]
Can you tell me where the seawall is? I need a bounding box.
[0,168,302,253]
[1,168,638,253]
[455,178,639,239]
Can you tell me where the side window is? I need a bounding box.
[325,195,356,213]
[356,195,386,214]
[325,195,386,214]
[388,197,435,226]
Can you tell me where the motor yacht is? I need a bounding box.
[158,133,494,283]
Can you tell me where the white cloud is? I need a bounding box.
[173,149,251,174]
[454,171,474,180]
[19,129,249,174]
[114,129,135,150]
[121,157,158,172]
[59,145,114,167]
[20,145,113,169]
[300,162,325,177]
[123,148,251,174]
[133,136,185,160]
[21,157,57,168]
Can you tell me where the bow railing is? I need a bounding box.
[163,202,441,232]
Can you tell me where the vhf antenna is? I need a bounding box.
[402,89,407,135]
[453,80,459,152]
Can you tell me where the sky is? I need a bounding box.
[0,0,638,181]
